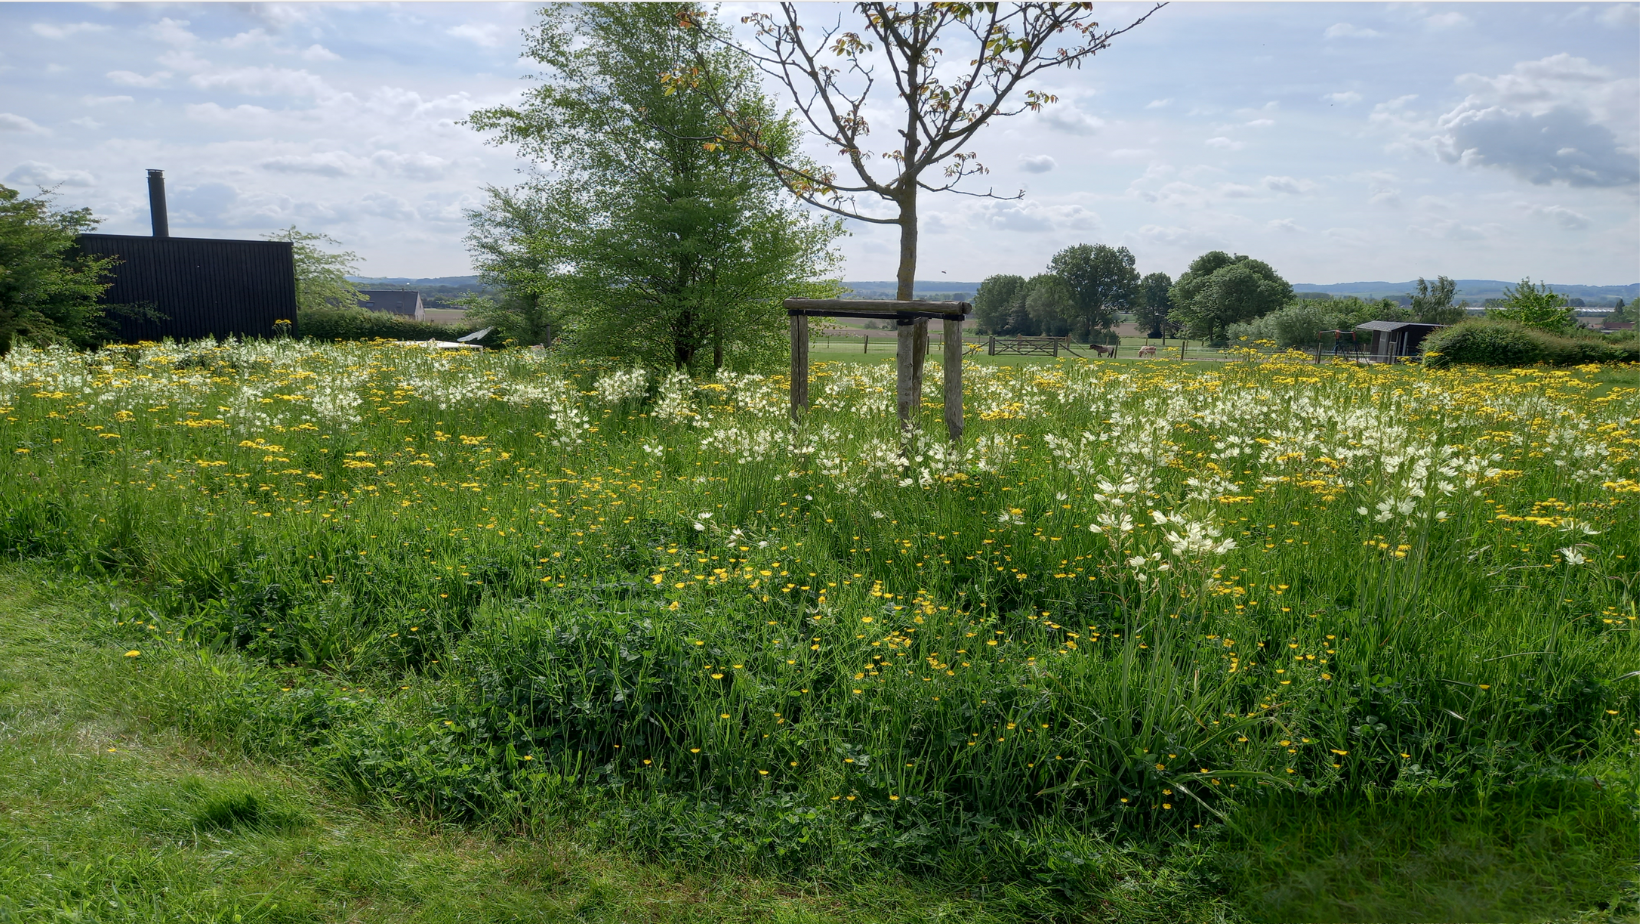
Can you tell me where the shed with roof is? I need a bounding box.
[358,290,424,321]
[1354,320,1445,361]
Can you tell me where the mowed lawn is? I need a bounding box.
[0,339,1635,922]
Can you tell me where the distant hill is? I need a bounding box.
[843,280,982,301]
[349,276,484,288]
[1291,280,1638,304]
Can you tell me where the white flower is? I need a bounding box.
[1559,547,1587,566]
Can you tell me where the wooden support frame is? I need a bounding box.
[784,298,970,441]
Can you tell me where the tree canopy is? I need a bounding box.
[1168,251,1292,342]
[1047,243,1137,338]
[1134,271,1176,337]
[1487,278,1573,332]
[0,184,114,354]
[466,3,840,372]
[1410,275,1465,325]
[263,226,364,314]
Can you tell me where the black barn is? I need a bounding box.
[78,233,298,342]
[75,170,298,343]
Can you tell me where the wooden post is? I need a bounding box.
[988,334,995,356]
[944,318,963,442]
[910,319,929,407]
[863,334,869,354]
[1180,339,1186,361]
[896,320,916,433]
[789,314,808,422]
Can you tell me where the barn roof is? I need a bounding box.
[358,290,422,316]
[1355,320,1445,332]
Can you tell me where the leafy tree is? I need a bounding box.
[1024,273,1072,337]
[1487,277,1572,332]
[972,273,1026,335]
[1614,298,1633,322]
[1047,243,1137,339]
[1135,271,1176,337]
[1168,251,1292,342]
[263,226,364,313]
[463,185,560,347]
[1409,275,1465,325]
[0,184,115,354]
[466,3,840,372]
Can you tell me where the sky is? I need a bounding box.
[2,2,1636,285]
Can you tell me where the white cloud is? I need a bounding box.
[1244,119,1275,128]
[189,66,333,99]
[1424,12,1471,31]
[1268,218,1306,233]
[144,18,198,47]
[1324,23,1382,39]
[0,113,48,134]
[1217,183,1260,198]
[1204,137,1243,151]
[1323,91,1362,106]
[67,117,102,130]
[1522,203,1592,230]
[1018,154,1056,174]
[1369,187,1402,207]
[107,70,172,88]
[302,44,342,63]
[222,29,278,51]
[1145,98,1172,109]
[977,200,1100,233]
[260,152,370,177]
[1106,148,1154,161]
[5,161,95,187]
[1433,55,1639,188]
[31,22,109,39]
[82,95,135,106]
[1599,4,1640,27]
[1039,106,1104,135]
[446,23,504,47]
[1410,219,1488,241]
[1132,224,1227,250]
[1263,175,1317,195]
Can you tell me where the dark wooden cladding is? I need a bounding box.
[77,233,298,342]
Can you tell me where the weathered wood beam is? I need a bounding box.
[789,314,808,422]
[943,317,963,443]
[783,298,969,316]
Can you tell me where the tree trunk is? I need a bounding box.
[895,185,926,431]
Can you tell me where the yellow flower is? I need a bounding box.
[123,650,140,657]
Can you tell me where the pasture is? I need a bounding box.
[0,339,1635,920]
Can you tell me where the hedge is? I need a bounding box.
[1422,319,1639,368]
[296,308,503,347]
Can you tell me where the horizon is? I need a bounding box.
[3,2,1636,284]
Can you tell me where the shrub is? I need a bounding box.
[297,308,498,345]
[1423,319,1638,368]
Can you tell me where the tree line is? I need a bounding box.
[974,249,1478,345]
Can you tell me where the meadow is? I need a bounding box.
[1,339,1635,919]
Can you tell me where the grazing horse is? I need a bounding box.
[1089,342,1116,357]
[1137,345,1157,358]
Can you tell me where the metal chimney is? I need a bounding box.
[147,169,169,238]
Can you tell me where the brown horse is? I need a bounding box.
[1137,345,1157,358]
[1090,342,1116,357]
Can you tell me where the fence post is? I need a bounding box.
[864,334,869,354]
[988,334,995,356]
[789,314,808,422]
[896,319,915,434]
[944,318,963,443]
[1180,339,1186,361]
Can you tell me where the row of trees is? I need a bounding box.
[974,248,1480,344]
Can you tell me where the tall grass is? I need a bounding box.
[1,340,1635,895]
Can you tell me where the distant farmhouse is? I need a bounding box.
[357,290,424,321]
[78,170,297,342]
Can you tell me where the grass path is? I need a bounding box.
[1,567,1633,923]
[0,569,1012,924]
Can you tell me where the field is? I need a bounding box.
[1,339,1636,921]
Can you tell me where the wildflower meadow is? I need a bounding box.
[1,340,1635,913]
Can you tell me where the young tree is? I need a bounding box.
[263,226,364,313]
[466,3,840,372]
[1168,251,1292,342]
[1487,278,1572,332]
[1614,297,1633,322]
[1409,275,1464,325]
[684,1,1161,393]
[1134,271,1175,337]
[1047,243,1137,340]
[971,273,1025,334]
[0,184,115,354]
[463,184,559,347]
